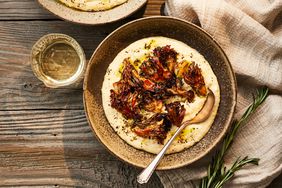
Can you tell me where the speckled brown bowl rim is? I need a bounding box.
[37,0,147,25]
[83,16,237,170]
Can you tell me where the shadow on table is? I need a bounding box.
[0,65,163,187]
[62,112,164,187]
[0,3,165,186]
[60,4,164,188]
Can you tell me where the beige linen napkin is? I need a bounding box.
[157,0,282,187]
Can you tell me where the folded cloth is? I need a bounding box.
[157,0,282,187]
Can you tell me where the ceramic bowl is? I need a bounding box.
[83,16,237,170]
[38,0,147,25]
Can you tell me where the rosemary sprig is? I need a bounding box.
[213,157,259,188]
[199,87,269,188]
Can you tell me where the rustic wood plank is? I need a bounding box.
[0,110,163,187]
[0,0,56,20]
[0,20,124,110]
[0,0,165,186]
[0,109,280,186]
[144,0,165,17]
[0,0,280,187]
[0,0,164,20]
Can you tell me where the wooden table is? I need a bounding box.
[0,0,281,187]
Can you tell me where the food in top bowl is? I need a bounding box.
[58,0,127,11]
[102,37,220,154]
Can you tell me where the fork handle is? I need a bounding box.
[137,122,188,184]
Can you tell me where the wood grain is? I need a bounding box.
[0,21,121,110]
[0,0,280,187]
[0,110,162,187]
[0,0,164,20]
[0,0,55,20]
[0,0,165,185]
